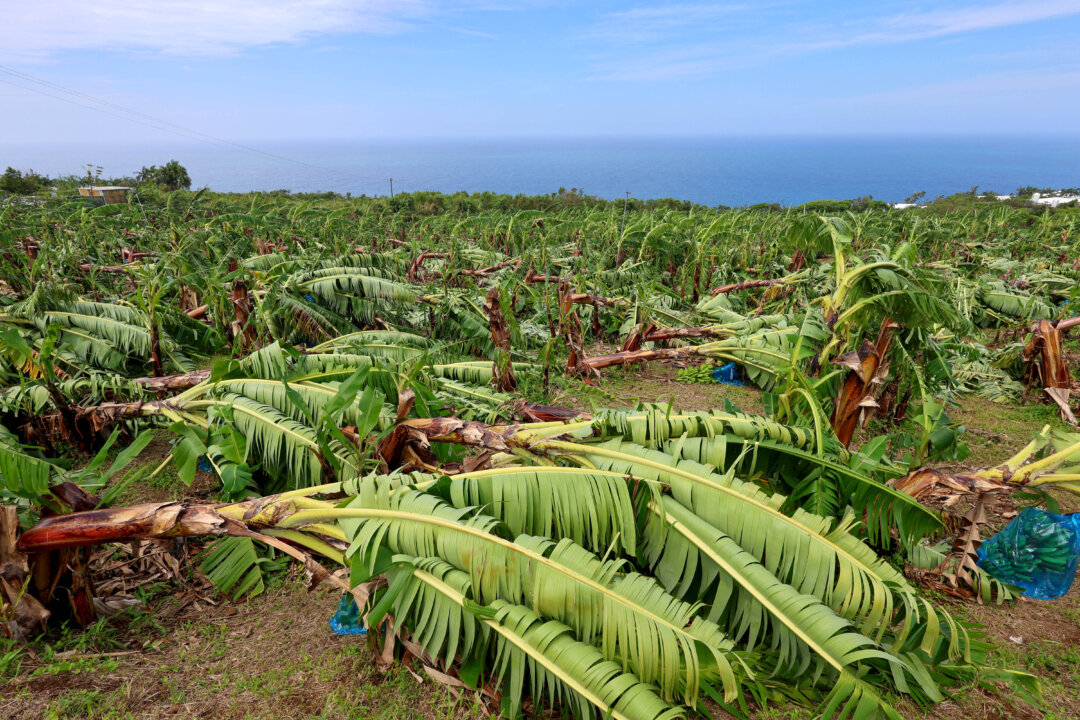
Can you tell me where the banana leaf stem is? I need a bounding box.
[263,528,345,564]
[1010,438,1080,484]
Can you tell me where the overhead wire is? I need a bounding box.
[0,65,399,193]
[0,77,235,148]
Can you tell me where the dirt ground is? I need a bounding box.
[558,361,767,416]
[4,365,1080,720]
[1,574,491,720]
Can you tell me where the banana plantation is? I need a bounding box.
[3,189,1080,720]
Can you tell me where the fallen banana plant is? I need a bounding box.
[893,426,1080,601]
[14,411,1041,720]
[581,323,804,392]
[6,203,1080,717]
[892,425,1080,502]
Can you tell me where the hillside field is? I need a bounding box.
[3,187,1080,720]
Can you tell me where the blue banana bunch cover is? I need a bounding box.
[329,593,368,635]
[976,507,1080,600]
[711,361,746,386]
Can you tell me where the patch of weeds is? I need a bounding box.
[0,635,25,677]
[132,580,173,606]
[513,363,574,406]
[125,608,169,646]
[30,649,119,679]
[565,380,620,410]
[197,622,228,644]
[110,464,186,505]
[52,616,125,655]
[162,676,187,704]
[44,689,108,720]
[1004,404,1070,427]
[377,666,443,716]
[1059,605,1080,629]
[756,702,815,720]
[141,465,186,492]
[1047,710,1080,720]
[20,614,143,680]
[1021,640,1080,676]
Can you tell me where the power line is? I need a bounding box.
[0,77,237,148]
[0,64,321,170]
[0,65,396,191]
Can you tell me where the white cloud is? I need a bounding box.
[864,1,1080,43]
[583,3,757,43]
[0,1,433,59]
[583,1,1080,81]
[792,0,1080,53]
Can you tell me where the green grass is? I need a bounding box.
[951,396,1074,469]
[555,362,768,416]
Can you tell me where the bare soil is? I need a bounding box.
[2,573,492,720]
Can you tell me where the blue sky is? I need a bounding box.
[2,1,1080,142]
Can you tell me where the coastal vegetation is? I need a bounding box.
[2,185,1080,719]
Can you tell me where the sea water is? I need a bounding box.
[3,135,1078,207]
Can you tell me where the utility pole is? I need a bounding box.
[387,178,394,197]
[620,191,630,239]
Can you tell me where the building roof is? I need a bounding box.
[82,186,132,191]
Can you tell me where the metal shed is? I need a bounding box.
[79,186,131,205]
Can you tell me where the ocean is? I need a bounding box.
[3,135,1078,207]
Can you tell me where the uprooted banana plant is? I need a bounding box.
[15,406,1044,720]
[892,425,1080,600]
[0,423,156,635]
[895,425,1080,501]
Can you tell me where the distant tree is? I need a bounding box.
[84,163,103,185]
[0,167,46,195]
[137,160,191,191]
[849,195,874,211]
[903,191,926,205]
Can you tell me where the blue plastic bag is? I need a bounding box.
[976,507,1080,600]
[711,361,746,386]
[328,593,368,635]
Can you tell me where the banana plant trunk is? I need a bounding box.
[643,327,728,342]
[134,368,212,392]
[583,345,701,371]
[829,317,897,447]
[558,283,592,377]
[230,278,258,350]
[484,287,517,392]
[2,484,107,638]
[1024,318,1078,425]
[16,501,238,553]
[709,279,779,295]
[1,506,51,640]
